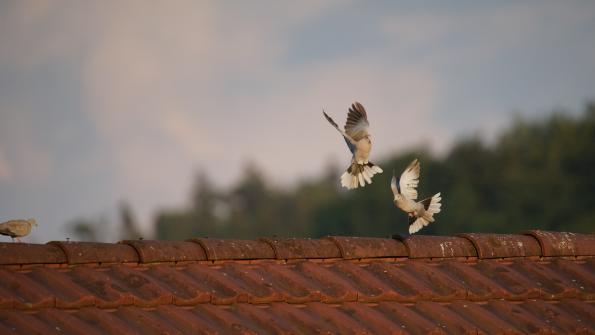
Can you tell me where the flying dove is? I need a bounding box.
[323,102,383,189]
[0,219,37,242]
[391,159,442,234]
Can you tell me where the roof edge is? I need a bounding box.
[0,231,593,265]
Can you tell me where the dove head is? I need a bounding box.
[26,219,37,227]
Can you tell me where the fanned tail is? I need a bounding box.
[340,162,383,189]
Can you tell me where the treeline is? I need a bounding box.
[155,103,595,239]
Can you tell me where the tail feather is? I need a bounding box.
[409,217,428,234]
[340,162,383,189]
[362,166,372,184]
[409,192,442,234]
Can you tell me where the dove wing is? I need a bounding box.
[344,102,369,141]
[323,110,357,153]
[7,221,30,236]
[399,159,420,200]
[0,222,11,236]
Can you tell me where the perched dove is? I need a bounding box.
[391,159,442,234]
[0,219,37,242]
[323,102,383,189]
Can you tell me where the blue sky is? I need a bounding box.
[1,1,595,242]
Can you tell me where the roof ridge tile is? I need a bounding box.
[327,236,408,259]
[0,232,593,266]
[260,237,341,260]
[524,230,595,256]
[189,238,275,261]
[47,241,139,265]
[121,240,207,263]
[0,243,67,265]
[393,235,477,258]
[458,233,541,259]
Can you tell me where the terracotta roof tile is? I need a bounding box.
[0,268,55,309]
[251,261,322,304]
[48,241,139,265]
[365,262,435,302]
[308,302,373,333]
[294,261,358,303]
[1,302,594,334]
[459,233,542,258]
[268,302,338,333]
[396,234,478,258]
[68,267,136,308]
[327,236,407,259]
[0,231,593,334]
[0,243,66,265]
[377,301,443,333]
[448,300,517,333]
[342,301,403,333]
[75,307,139,334]
[414,300,480,332]
[0,309,58,334]
[121,240,207,263]
[189,238,274,260]
[261,237,341,259]
[525,230,595,256]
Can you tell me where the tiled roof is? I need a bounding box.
[0,230,594,334]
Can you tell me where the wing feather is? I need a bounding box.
[344,102,369,141]
[324,111,356,154]
[399,159,420,200]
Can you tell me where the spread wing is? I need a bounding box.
[344,102,369,141]
[323,111,356,153]
[399,159,420,200]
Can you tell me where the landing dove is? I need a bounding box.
[391,159,442,234]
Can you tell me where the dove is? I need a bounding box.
[0,219,37,242]
[323,102,383,189]
[391,159,442,234]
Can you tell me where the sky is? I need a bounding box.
[1,1,595,242]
